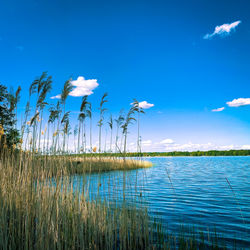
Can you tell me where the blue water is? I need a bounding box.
[71,156,250,248]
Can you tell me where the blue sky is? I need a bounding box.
[1,0,250,151]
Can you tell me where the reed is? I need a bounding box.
[0,78,230,249]
[70,156,153,173]
[10,154,153,178]
[0,149,163,249]
[0,148,227,249]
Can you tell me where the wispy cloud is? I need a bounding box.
[50,94,61,100]
[204,20,241,39]
[69,76,99,97]
[226,98,250,107]
[124,138,250,152]
[162,142,241,152]
[163,142,250,152]
[141,140,152,146]
[159,138,174,144]
[216,144,235,150]
[164,142,213,151]
[212,107,225,112]
[138,101,154,109]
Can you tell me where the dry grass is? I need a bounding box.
[70,156,153,173]
[0,149,163,249]
[0,149,226,249]
[24,155,153,177]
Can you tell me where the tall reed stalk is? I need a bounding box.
[0,148,165,249]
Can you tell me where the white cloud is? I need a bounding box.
[124,138,250,152]
[141,140,152,146]
[69,76,99,97]
[50,76,99,99]
[160,139,174,144]
[163,142,250,152]
[241,145,250,149]
[164,142,215,152]
[216,144,235,150]
[138,101,154,109]
[226,98,250,107]
[212,107,225,112]
[204,20,241,39]
[50,94,61,99]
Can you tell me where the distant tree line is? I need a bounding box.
[76,150,250,157]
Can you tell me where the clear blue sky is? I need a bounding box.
[1,0,250,151]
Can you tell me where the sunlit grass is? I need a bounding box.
[0,149,162,249]
[70,156,153,173]
[0,148,232,249]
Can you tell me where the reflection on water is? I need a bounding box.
[70,156,250,248]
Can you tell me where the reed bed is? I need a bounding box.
[0,149,227,249]
[13,154,153,177]
[0,149,163,249]
[70,156,153,173]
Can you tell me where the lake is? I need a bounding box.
[71,156,250,248]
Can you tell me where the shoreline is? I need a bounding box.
[72,149,250,158]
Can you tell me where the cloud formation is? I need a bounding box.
[50,76,99,100]
[161,142,250,152]
[160,138,174,144]
[63,135,250,153]
[69,76,99,97]
[141,140,152,146]
[162,142,239,152]
[136,140,243,152]
[226,98,250,107]
[50,94,61,99]
[138,101,154,109]
[212,107,225,112]
[165,142,212,151]
[204,20,241,39]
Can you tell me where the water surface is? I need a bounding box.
[71,156,250,248]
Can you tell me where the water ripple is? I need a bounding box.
[72,156,250,248]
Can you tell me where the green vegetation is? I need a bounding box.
[0,84,20,148]
[77,149,250,157]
